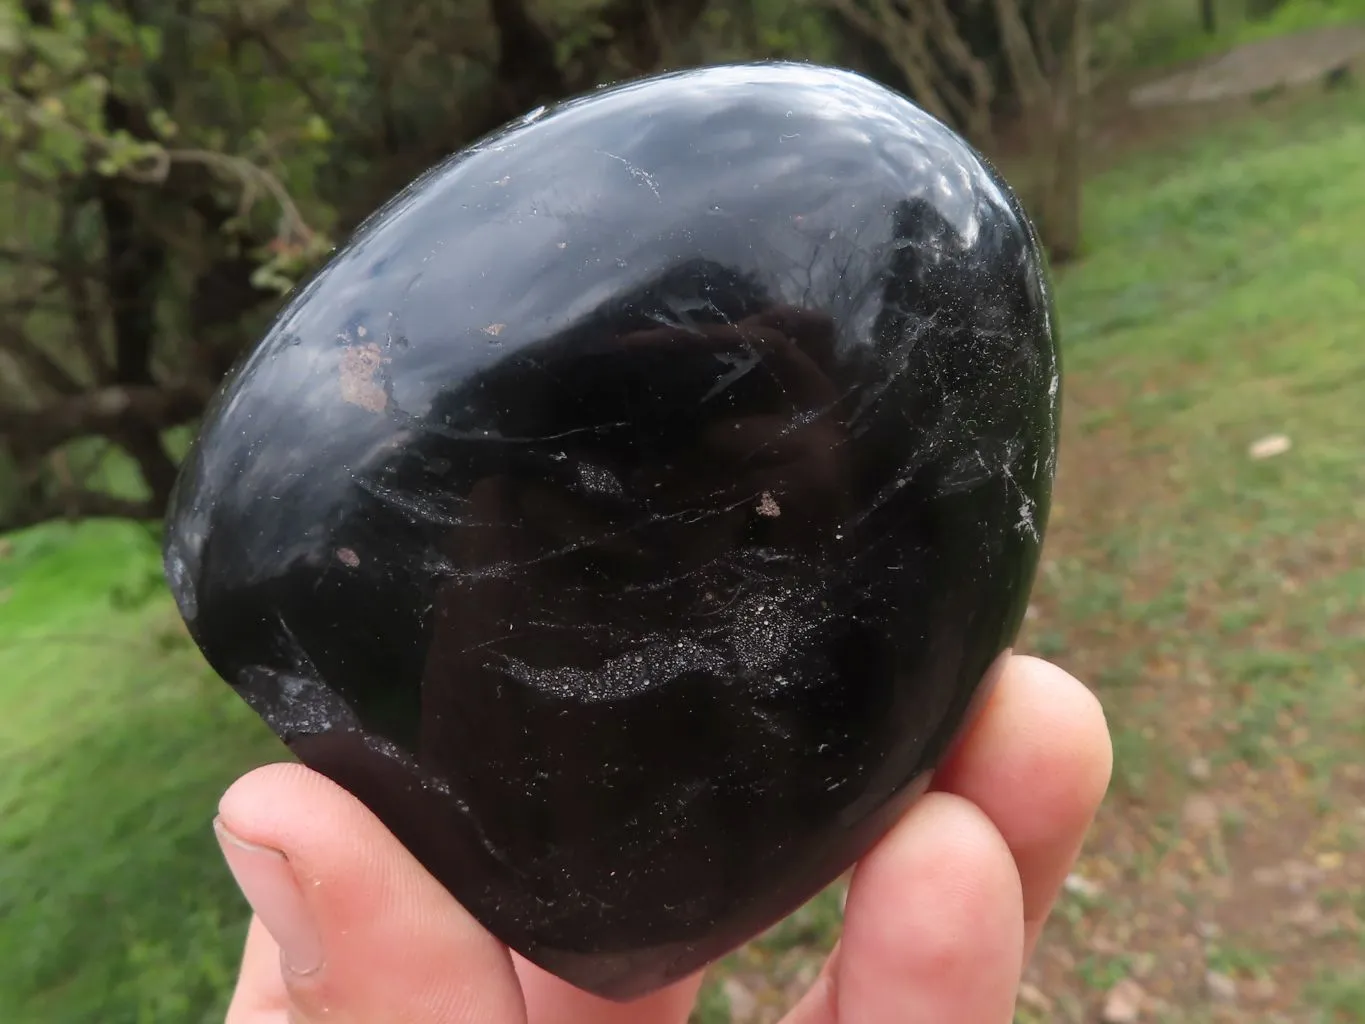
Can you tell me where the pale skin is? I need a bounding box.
[216,655,1112,1024]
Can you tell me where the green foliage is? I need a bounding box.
[0,0,872,533]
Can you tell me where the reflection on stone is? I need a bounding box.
[164,62,1059,1000]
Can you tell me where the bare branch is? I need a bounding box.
[2,488,161,531]
[820,0,994,142]
[56,199,109,384]
[0,86,320,252]
[993,0,1051,109]
[0,320,87,396]
[0,381,210,454]
[926,0,996,130]
[822,0,956,129]
[123,148,315,250]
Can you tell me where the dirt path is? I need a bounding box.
[1131,24,1365,107]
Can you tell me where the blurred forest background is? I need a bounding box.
[1,0,1363,1021]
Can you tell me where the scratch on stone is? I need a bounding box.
[418,419,630,445]
[355,477,469,527]
[597,150,661,199]
[1015,496,1039,541]
[999,457,1040,541]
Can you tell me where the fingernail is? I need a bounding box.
[213,816,324,975]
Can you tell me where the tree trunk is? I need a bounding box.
[1200,0,1217,34]
[1039,105,1083,263]
[1036,0,1089,263]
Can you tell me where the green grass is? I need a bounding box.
[5,74,1365,1024]
[1048,81,1365,714]
[1019,82,1365,1022]
[0,523,282,1022]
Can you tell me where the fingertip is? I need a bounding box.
[1016,655,1112,791]
[835,792,1024,1022]
[848,792,1022,953]
[217,761,351,848]
[938,655,1113,846]
[215,761,526,1023]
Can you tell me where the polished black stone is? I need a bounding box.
[164,62,1059,1000]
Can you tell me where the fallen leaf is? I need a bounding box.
[1248,433,1291,459]
[1181,793,1220,831]
[1286,899,1322,927]
[1018,981,1053,1012]
[722,977,758,1022]
[1246,976,1279,1002]
[1064,872,1103,899]
[1102,977,1146,1023]
[1205,970,1238,1003]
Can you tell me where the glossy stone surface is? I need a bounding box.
[164,62,1059,1000]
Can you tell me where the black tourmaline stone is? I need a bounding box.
[164,63,1059,1000]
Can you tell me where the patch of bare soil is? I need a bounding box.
[1131,25,1365,107]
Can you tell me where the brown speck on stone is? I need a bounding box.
[756,491,781,517]
[337,547,360,568]
[483,323,506,336]
[339,343,387,413]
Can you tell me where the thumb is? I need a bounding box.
[215,762,527,1024]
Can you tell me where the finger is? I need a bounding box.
[217,762,526,1024]
[931,654,1112,960]
[784,792,1024,1024]
[224,917,289,1021]
[511,953,703,1024]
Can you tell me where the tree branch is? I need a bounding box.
[821,0,981,136]
[56,198,109,384]
[2,489,161,531]
[993,0,1051,109]
[460,0,710,148]
[925,0,996,140]
[0,320,87,396]
[0,381,210,455]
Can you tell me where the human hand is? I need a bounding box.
[216,654,1111,1023]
